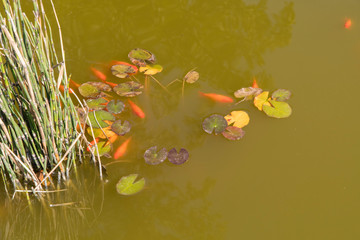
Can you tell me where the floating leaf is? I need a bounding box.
[128,48,156,66]
[116,174,145,196]
[87,126,117,139]
[111,120,131,136]
[202,114,228,135]
[87,110,115,128]
[111,63,138,78]
[107,100,125,114]
[167,148,189,165]
[254,91,270,111]
[222,126,245,140]
[234,87,262,99]
[86,98,108,110]
[113,81,144,97]
[144,146,168,165]
[271,89,291,101]
[184,70,199,84]
[263,100,292,118]
[79,82,112,98]
[139,64,163,75]
[96,141,112,157]
[224,111,250,128]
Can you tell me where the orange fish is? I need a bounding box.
[199,91,233,103]
[87,138,100,151]
[344,19,352,29]
[69,79,80,88]
[128,99,145,118]
[59,85,75,94]
[114,137,132,159]
[91,67,107,81]
[252,78,259,88]
[101,79,117,88]
[105,134,119,147]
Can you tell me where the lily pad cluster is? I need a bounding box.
[202,111,249,141]
[144,146,189,165]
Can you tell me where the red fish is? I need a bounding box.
[69,79,80,88]
[91,67,107,81]
[59,85,75,94]
[252,78,259,88]
[101,80,117,88]
[128,99,145,118]
[344,19,352,29]
[105,134,119,147]
[114,137,132,159]
[199,91,233,103]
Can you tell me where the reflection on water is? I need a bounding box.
[0,0,297,239]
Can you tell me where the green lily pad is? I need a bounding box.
[222,126,245,140]
[116,174,145,196]
[128,48,156,66]
[96,141,112,157]
[263,100,292,118]
[271,89,291,101]
[86,98,108,110]
[234,87,262,99]
[87,110,115,128]
[202,114,228,135]
[184,70,199,84]
[139,64,163,75]
[144,146,168,165]
[79,82,112,98]
[111,120,131,136]
[113,81,144,97]
[167,148,189,165]
[107,100,125,114]
[111,63,137,78]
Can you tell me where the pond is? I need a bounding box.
[1,0,360,239]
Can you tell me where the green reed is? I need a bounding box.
[0,0,94,194]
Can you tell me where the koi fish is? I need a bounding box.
[199,91,233,103]
[101,80,117,88]
[114,137,132,159]
[252,78,259,88]
[87,138,100,151]
[344,19,352,29]
[90,67,107,81]
[128,99,145,118]
[69,79,80,88]
[59,85,75,94]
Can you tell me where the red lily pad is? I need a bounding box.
[221,126,245,140]
[167,148,189,165]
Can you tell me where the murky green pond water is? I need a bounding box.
[1,0,360,239]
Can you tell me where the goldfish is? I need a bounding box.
[59,85,75,94]
[114,137,132,159]
[90,67,107,81]
[345,19,352,29]
[101,80,117,88]
[69,79,80,88]
[252,77,259,88]
[87,138,100,151]
[199,91,234,103]
[105,134,119,147]
[128,99,145,118]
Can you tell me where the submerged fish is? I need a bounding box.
[90,67,107,81]
[252,77,259,88]
[59,85,75,94]
[114,137,132,159]
[344,19,352,29]
[199,91,233,103]
[69,79,80,88]
[128,99,145,118]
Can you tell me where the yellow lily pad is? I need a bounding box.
[139,64,163,75]
[224,111,250,128]
[254,91,270,111]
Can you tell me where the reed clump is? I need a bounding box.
[0,0,94,194]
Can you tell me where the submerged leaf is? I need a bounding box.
[144,146,168,165]
[107,100,125,114]
[111,120,131,136]
[111,63,138,78]
[87,110,115,128]
[116,174,145,196]
[128,48,156,66]
[254,91,270,111]
[271,89,291,101]
[87,126,117,139]
[234,87,262,99]
[86,98,108,110]
[167,148,189,165]
[222,126,245,140]
[139,64,163,75]
[184,70,199,84]
[202,114,228,135]
[263,100,292,118]
[224,111,250,128]
[79,82,112,98]
[113,81,144,97]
